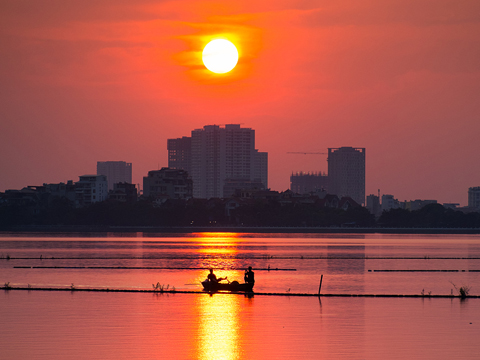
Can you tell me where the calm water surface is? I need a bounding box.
[1,232,480,359]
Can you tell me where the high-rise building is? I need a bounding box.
[254,150,268,189]
[468,187,480,209]
[191,124,255,198]
[327,147,365,205]
[167,137,192,176]
[290,172,328,194]
[167,124,268,199]
[97,161,132,191]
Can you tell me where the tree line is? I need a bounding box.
[1,198,479,229]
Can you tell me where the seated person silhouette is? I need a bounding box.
[207,268,226,283]
[244,266,255,284]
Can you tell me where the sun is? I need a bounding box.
[202,39,239,74]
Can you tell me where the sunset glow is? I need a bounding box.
[1,1,480,205]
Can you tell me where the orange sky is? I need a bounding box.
[1,0,479,205]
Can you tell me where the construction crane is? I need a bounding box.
[287,152,327,155]
[210,123,245,126]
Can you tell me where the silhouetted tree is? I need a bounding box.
[378,208,414,227]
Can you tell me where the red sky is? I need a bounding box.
[1,0,479,205]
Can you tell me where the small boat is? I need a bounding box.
[201,280,254,292]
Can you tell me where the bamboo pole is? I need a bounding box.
[318,274,323,295]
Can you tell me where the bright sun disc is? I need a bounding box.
[202,39,238,74]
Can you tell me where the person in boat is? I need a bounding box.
[244,266,255,284]
[207,268,227,283]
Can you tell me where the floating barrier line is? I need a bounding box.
[2,287,479,298]
[13,266,480,272]
[13,266,296,271]
[4,256,480,260]
[369,269,477,272]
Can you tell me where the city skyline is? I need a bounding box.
[1,1,479,206]
[1,137,478,206]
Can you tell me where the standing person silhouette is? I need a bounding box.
[244,266,255,284]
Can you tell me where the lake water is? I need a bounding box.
[1,232,480,359]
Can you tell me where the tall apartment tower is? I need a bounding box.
[468,187,480,209]
[97,161,132,191]
[190,124,255,198]
[167,137,192,176]
[254,150,268,189]
[327,147,365,205]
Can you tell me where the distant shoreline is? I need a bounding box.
[2,225,480,235]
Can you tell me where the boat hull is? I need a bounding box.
[201,280,254,292]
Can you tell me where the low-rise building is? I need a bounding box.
[108,183,137,203]
[405,199,437,211]
[2,187,40,207]
[381,194,403,212]
[366,194,381,217]
[143,168,193,200]
[290,171,328,194]
[223,179,265,198]
[338,196,360,211]
[75,175,108,207]
[443,203,460,210]
[44,181,76,203]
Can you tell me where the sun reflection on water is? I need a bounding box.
[192,233,241,255]
[192,233,244,359]
[195,294,242,360]
[193,232,242,268]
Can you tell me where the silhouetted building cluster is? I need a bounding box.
[0,174,137,210]
[291,147,365,205]
[0,158,139,213]
[365,192,478,218]
[224,189,362,225]
[2,179,480,229]
[2,125,480,229]
[366,194,438,217]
